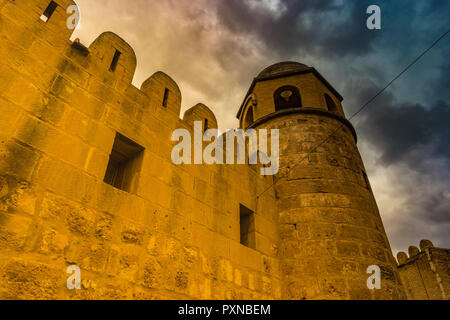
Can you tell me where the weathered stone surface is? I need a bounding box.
[397,244,449,300]
[0,1,442,301]
[244,93,407,299]
[0,259,61,300]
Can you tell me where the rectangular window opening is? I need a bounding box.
[240,204,256,249]
[40,1,58,22]
[204,118,208,133]
[162,88,169,107]
[104,133,144,193]
[109,49,122,72]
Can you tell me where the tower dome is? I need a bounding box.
[256,61,311,80]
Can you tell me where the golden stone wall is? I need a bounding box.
[255,113,404,299]
[0,0,280,299]
[0,0,445,300]
[242,71,406,299]
[397,240,449,300]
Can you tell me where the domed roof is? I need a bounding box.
[256,61,311,79]
[236,60,344,119]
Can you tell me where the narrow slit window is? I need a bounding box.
[240,204,255,249]
[362,171,370,190]
[162,88,169,107]
[325,93,338,113]
[109,50,121,72]
[40,1,58,22]
[243,106,254,130]
[104,133,144,193]
[204,119,208,133]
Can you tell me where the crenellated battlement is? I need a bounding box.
[0,0,218,137]
[396,239,437,265]
[396,240,449,300]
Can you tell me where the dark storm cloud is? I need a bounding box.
[418,192,450,224]
[214,0,378,57]
[357,91,450,223]
[382,171,450,251]
[431,64,450,101]
[358,96,450,167]
[352,74,450,251]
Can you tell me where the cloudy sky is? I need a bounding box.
[71,0,449,254]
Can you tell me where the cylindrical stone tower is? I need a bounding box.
[237,62,406,300]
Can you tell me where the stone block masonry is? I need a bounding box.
[0,0,447,300]
[0,0,280,300]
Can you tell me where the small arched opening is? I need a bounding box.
[325,93,338,113]
[243,106,254,129]
[274,86,302,111]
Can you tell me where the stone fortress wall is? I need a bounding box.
[0,0,280,299]
[0,0,447,300]
[396,240,449,300]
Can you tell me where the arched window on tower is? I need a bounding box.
[274,86,302,111]
[325,93,338,113]
[243,106,254,129]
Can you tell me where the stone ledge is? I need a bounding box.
[249,107,357,143]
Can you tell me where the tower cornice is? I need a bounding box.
[248,107,357,143]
